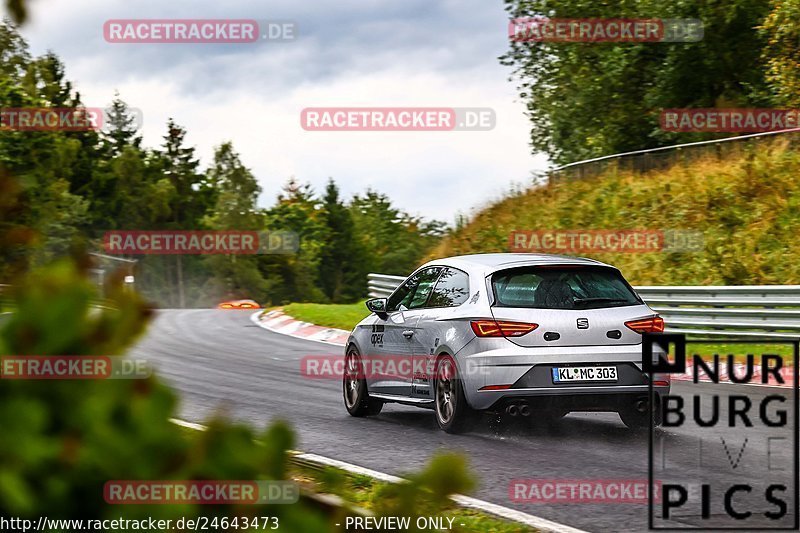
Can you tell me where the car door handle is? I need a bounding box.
[402,330,414,338]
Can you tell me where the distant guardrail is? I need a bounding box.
[547,127,800,180]
[367,273,800,339]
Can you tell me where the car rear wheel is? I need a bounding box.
[343,347,383,417]
[434,355,478,434]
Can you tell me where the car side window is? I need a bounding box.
[428,268,470,308]
[387,275,417,312]
[407,268,442,309]
[387,267,441,312]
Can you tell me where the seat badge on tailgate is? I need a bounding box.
[576,318,589,329]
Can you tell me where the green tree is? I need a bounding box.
[105,147,174,230]
[318,179,366,302]
[155,119,215,307]
[0,20,30,80]
[24,51,72,106]
[203,142,262,230]
[350,189,446,276]
[760,0,800,107]
[263,178,326,303]
[0,38,94,267]
[102,93,142,157]
[160,118,210,228]
[203,142,268,302]
[501,0,772,164]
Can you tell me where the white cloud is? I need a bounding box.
[15,0,548,222]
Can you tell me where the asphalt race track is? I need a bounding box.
[129,309,798,532]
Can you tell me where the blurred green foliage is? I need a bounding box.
[0,256,325,530]
[0,257,484,530]
[0,159,480,531]
[290,454,521,533]
[373,454,476,519]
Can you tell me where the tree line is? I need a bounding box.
[502,0,800,164]
[0,22,445,307]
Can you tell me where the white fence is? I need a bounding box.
[367,273,800,339]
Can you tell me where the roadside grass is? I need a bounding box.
[176,423,536,533]
[282,302,370,331]
[688,342,795,364]
[289,462,537,533]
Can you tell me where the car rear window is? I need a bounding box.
[491,266,641,310]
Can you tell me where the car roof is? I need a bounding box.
[422,253,612,275]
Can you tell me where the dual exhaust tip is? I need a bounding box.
[505,402,531,417]
[505,398,651,417]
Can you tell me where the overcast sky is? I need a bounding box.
[14,0,548,223]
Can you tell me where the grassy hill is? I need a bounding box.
[430,140,800,285]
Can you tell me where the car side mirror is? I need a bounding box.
[366,298,388,318]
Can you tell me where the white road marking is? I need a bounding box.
[169,418,207,432]
[169,417,589,533]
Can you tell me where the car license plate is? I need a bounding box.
[552,366,617,383]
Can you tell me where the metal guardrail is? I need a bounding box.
[367,273,800,339]
[368,274,406,298]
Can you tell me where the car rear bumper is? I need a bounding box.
[457,343,669,410]
[486,390,668,417]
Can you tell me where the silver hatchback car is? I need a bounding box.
[343,253,669,433]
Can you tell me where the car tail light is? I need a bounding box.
[652,372,671,387]
[470,320,538,337]
[625,316,665,333]
[220,304,232,309]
